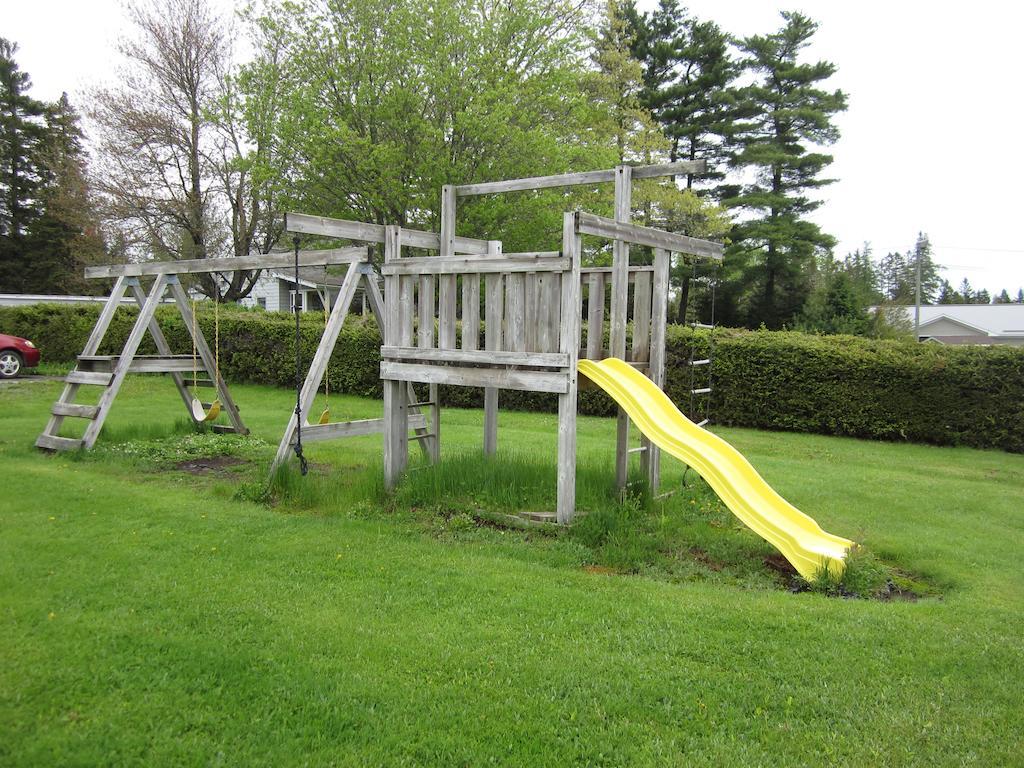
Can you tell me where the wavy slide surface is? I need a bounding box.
[578,358,853,580]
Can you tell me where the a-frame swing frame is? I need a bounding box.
[37,248,365,452]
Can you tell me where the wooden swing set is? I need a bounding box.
[38,160,723,525]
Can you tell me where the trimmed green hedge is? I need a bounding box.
[4,303,1023,452]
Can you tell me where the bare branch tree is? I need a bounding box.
[89,0,283,300]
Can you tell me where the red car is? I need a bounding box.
[0,334,41,379]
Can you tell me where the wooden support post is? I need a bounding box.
[557,212,582,524]
[125,278,197,421]
[612,164,632,492]
[365,265,432,461]
[168,277,247,436]
[38,277,129,445]
[81,275,170,448]
[644,248,671,492]
[383,225,409,487]
[483,240,502,455]
[270,261,362,472]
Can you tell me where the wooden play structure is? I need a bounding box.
[275,161,723,523]
[38,160,723,526]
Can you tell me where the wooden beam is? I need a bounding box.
[299,415,427,443]
[285,212,491,255]
[380,361,569,394]
[576,212,723,260]
[556,211,583,525]
[85,246,369,279]
[611,166,632,492]
[381,346,569,368]
[453,161,707,197]
[381,256,570,276]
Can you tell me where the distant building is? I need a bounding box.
[239,267,377,315]
[883,304,1024,346]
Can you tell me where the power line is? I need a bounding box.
[932,245,1024,253]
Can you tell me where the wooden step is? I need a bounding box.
[51,402,99,419]
[690,358,711,366]
[66,371,113,386]
[36,433,84,451]
[691,387,712,395]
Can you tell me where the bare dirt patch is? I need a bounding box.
[174,456,247,475]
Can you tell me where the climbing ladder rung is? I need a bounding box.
[691,387,712,395]
[628,446,648,454]
[690,358,711,366]
[696,418,709,428]
[65,371,113,386]
[408,401,435,408]
[35,434,84,452]
[692,323,715,330]
[410,432,437,442]
[51,403,99,419]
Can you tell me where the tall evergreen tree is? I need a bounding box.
[720,12,847,329]
[994,289,1012,304]
[1016,288,1024,304]
[0,38,49,292]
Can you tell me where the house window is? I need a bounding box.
[257,297,267,310]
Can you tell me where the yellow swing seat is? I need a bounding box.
[317,407,331,425]
[191,397,222,423]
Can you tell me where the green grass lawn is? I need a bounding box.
[2,375,1023,766]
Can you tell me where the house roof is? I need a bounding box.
[883,304,1024,338]
[267,267,353,289]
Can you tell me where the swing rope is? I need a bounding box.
[292,235,308,476]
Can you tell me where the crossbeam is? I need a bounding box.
[285,213,491,255]
[575,211,723,260]
[84,247,369,279]
[453,160,707,197]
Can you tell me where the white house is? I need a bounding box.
[239,266,378,315]
[885,304,1024,346]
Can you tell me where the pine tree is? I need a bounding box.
[974,288,991,305]
[721,12,847,328]
[1016,288,1024,304]
[958,278,974,303]
[0,38,49,292]
[995,289,1011,304]
[936,279,957,304]
[24,94,106,294]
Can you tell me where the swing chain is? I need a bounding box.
[293,235,308,476]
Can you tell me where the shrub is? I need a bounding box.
[4,303,1022,452]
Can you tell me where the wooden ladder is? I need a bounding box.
[36,275,247,452]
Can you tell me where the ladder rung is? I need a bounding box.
[690,358,711,366]
[36,434,84,451]
[210,424,239,434]
[410,432,436,441]
[696,418,709,428]
[408,401,435,408]
[692,323,715,330]
[628,446,648,454]
[691,387,712,395]
[191,379,218,388]
[51,403,99,419]
[66,371,113,386]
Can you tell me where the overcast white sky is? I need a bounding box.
[6,0,1023,295]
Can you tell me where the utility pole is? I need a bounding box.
[914,245,922,340]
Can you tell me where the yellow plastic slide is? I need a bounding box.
[578,358,853,580]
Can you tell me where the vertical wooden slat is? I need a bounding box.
[612,164,632,491]
[418,275,435,349]
[398,275,415,347]
[543,273,561,354]
[505,273,526,352]
[586,272,605,360]
[439,275,457,349]
[535,273,548,352]
[557,212,583,524]
[462,273,480,351]
[632,271,652,363]
[524,272,539,352]
[645,247,671,492]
